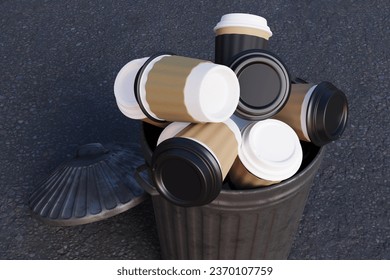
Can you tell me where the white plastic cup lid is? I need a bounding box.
[116,100,144,120]
[239,119,303,181]
[114,57,149,119]
[213,13,272,38]
[184,62,240,122]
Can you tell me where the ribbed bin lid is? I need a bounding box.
[29,143,147,226]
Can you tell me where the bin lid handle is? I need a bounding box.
[135,165,159,196]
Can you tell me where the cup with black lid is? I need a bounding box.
[151,119,241,207]
[228,49,291,121]
[273,81,348,146]
[214,13,273,65]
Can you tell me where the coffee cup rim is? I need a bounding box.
[134,52,175,123]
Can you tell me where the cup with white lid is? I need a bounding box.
[214,13,272,65]
[151,119,241,206]
[273,81,349,146]
[114,57,149,118]
[229,119,303,189]
[114,53,240,124]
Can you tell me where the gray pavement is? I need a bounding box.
[0,0,389,259]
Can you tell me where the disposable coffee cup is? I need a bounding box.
[273,81,349,146]
[229,49,291,120]
[115,53,240,124]
[136,53,240,123]
[152,119,241,206]
[229,119,303,189]
[214,13,272,65]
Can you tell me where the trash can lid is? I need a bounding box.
[229,49,291,120]
[29,143,147,226]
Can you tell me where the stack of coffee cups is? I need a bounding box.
[114,13,349,207]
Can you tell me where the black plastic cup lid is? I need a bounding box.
[307,81,349,146]
[229,49,291,120]
[134,52,175,124]
[151,137,223,207]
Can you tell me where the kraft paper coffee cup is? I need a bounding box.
[229,119,303,189]
[115,53,240,124]
[229,49,290,120]
[152,119,241,206]
[136,54,240,123]
[214,13,272,65]
[273,81,349,146]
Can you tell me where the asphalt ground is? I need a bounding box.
[0,0,389,259]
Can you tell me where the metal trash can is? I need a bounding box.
[136,122,324,259]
